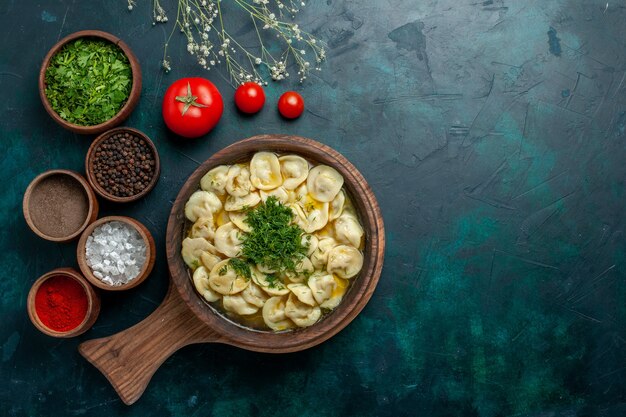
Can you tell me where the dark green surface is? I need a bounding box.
[1,0,625,416]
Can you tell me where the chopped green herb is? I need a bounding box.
[44,38,132,126]
[228,258,252,281]
[218,265,228,276]
[265,274,285,289]
[241,196,309,274]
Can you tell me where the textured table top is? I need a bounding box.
[1,0,625,415]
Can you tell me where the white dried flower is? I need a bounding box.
[147,0,324,84]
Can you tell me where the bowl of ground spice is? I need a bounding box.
[77,216,156,291]
[39,30,142,135]
[23,169,99,242]
[27,268,100,338]
[85,127,160,203]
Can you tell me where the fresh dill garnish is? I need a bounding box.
[228,258,252,281]
[218,265,228,276]
[241,196,309,274]
[265,274,285,289]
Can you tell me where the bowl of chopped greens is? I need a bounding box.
[39,30,142,135]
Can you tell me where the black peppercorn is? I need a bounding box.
[92,131,156,198]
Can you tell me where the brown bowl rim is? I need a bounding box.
[77,216,156,291]
[85,127,161,203]
[27,267,101,338]
[38,30,142,135]
[166,134,386,353]
[22,169,99,242]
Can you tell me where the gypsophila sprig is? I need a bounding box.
[128,0,325,85]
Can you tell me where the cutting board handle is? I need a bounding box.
[79,283,220,405]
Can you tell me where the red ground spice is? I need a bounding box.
[35,275,88,332]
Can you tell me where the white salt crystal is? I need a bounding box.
[84,221,148,286]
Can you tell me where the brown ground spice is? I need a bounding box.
[28,174,89,238]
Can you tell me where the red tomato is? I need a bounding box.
[278,91,304,119]
[162,77,223,138]
[234,82,265,114]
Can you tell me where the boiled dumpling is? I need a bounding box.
[226,165,254,197]
[241,281,269,308]
[284,257,314,283]
[228,211,252,232]
[310,237,338,270]
[200,165,230,196]
[285,294,321,327]
[327,245,363,279]
[294,183,309,201]
[307,165,344,202]
[214,210,230,227]
[320,276,349,309]
[289,200,329,233]
[185,190,222,222]
[279,155,309,190]
[342,194,358,218]
[287,283,316,306]
[315,223,336,240]
[308,273,336,305]
[334,213,364,248]
[252,269,290,296]
[214,222,243,258]
[250,152,283,190]
[302,234,319,257]
[190,216,215,240]
[182,237,218,270]
[200,252,222,270]
[193,266,221,302]
[263,297,294,331]
[223,294,259,315]
[224,192,261,211]
[329,190,345,221]
[208,259,249,295]
[262,296,295,331]
[260,186,290,204]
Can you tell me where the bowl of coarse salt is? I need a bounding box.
[76,216,155,291]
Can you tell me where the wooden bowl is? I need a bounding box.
[76,216,156,291]
[39,30,142,135]
[85,127,161,203]
[167,134,386,351]
[27,268,101,338]
[23,169,99,242]
[79,135,385,405]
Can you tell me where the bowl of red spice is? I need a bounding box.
[27,268,100,338]
[85,127,160,203]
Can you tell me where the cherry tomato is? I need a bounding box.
[162,77,223,138]
[278,91,304,119]
[234,82,266,114]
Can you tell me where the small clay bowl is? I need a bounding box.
[27,268,101,338]
[76,216,156,291]
[39,30,142,135]
[85,127,160,203]
[23,169,99,242]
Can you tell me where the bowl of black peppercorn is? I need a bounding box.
[85,127,160,203]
